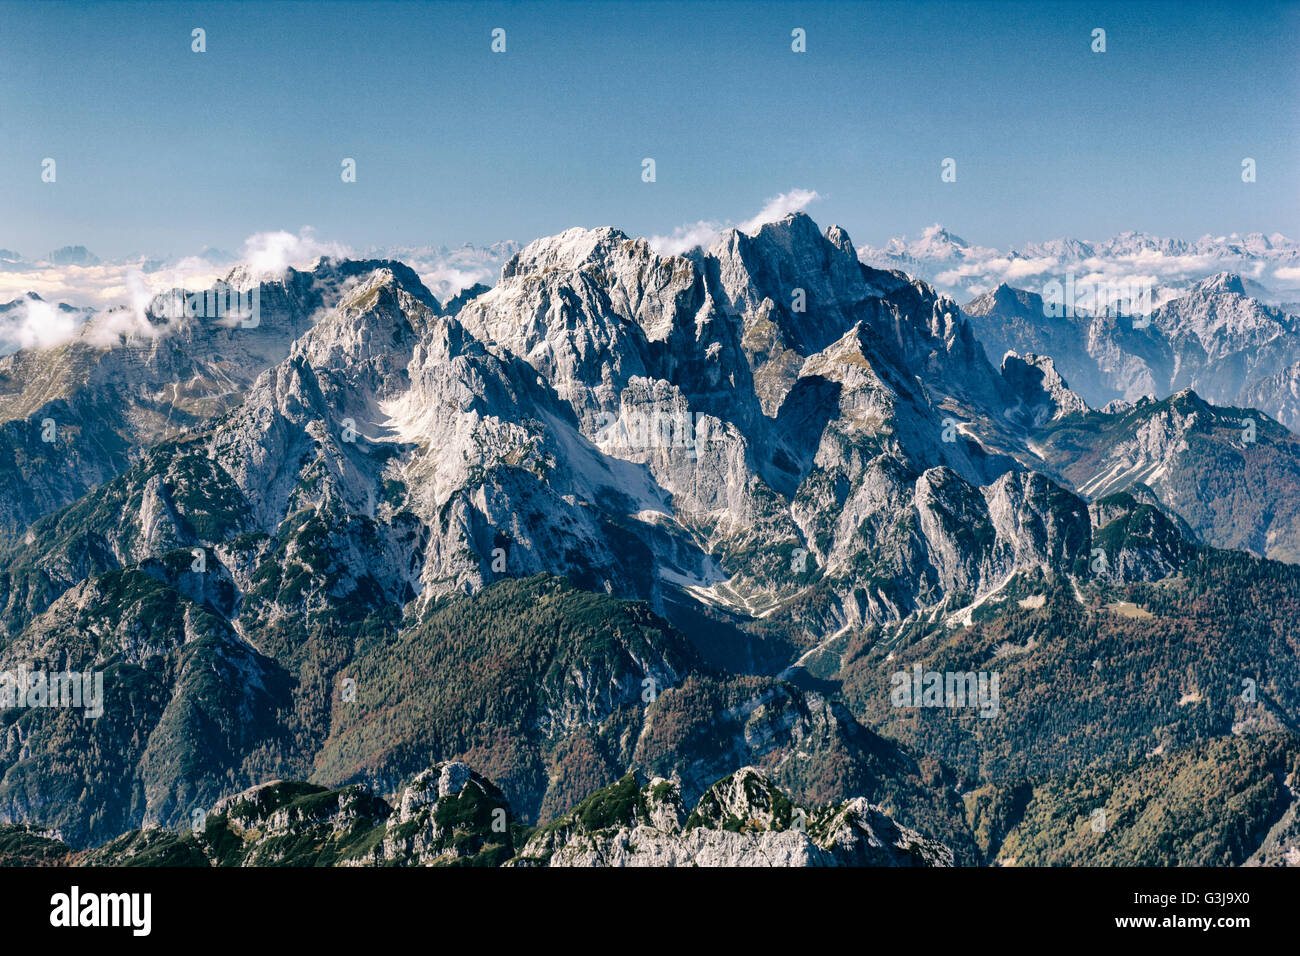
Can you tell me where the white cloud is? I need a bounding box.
[388,241,522,304]
[1001,257,1060,280]
[417,264,497,303]
[0,258,239,354]
[738,188,822,233]
[0,298,82,353]
[0,227,356,356]
[649,188,822,256]
[240,228,350,276]
[0,228,352,353]
[647,220,726,257]
[868,225,1300,305]
[0,264,142,311]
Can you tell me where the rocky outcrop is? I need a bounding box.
[1000,352,1089,424]
[6,763,949,868]
[513,768,953,867]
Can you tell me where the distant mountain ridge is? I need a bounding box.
[964,273,1300,434]
[859,224,1300,305]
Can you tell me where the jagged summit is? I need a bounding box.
[501,225,638,279]
[1000,351,1089,423]
[877,223,973,259]
[223,255,440,311]
[0,218,1284,609]
[0,211,1102,631]
[1190,271,1247,297]
[964,283,1043,317]
[824,222,855,257]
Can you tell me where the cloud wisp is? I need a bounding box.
[0,228,354,354]
[649,188,823,256]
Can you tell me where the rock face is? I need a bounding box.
[350,762,516,867]
[513,768,953,867]
[965,286,1111,403]
[999,352,1089,424]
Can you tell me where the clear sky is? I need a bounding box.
[2,0,1297,259]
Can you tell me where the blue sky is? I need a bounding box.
[2,0,1297,259]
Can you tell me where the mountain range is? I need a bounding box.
[0,212,1297,866]
[858,224,1300,307]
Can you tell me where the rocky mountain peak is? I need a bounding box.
[1191,272,1247,297]
[824,223,856,258]
[46,245,99,266]
[686,767,794,831]
[508,768,954,867]
[1000,351,1089,423]
[501,225,637,279]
